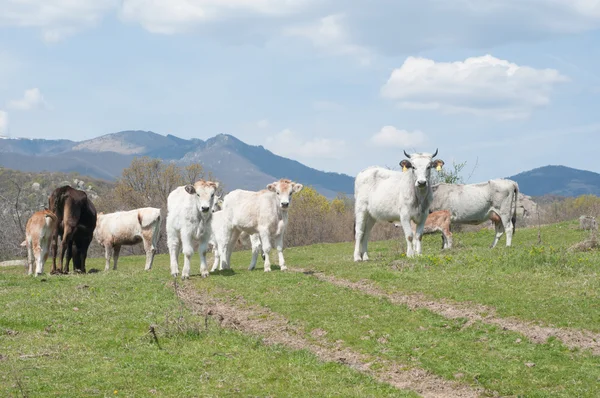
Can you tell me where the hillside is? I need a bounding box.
[508,165,600,197]
[0,131,353,197]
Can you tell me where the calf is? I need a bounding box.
[354,150,444,259]
[214,179,303,272]
[21,209,58,276]
[166,180,219,279]
[49,186,97,274]
[396,210,453,249]
[94,207,162,271]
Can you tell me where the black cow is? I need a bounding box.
[48,186,97,274]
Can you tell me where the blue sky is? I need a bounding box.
[1,0,600,182]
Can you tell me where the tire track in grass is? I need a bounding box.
[177,282,484,398]
[293,269,600,355]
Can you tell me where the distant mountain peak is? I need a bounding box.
[508,165,600,197]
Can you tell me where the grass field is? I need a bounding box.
[1,220,599,397]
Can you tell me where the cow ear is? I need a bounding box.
[267,184,276,192]
[400,160,412,172]
[213,182,220,190]
[185,185,196,194]
[292,183,303,193]
[433,159,445,171]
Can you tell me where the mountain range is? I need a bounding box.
[0,131,353,198]
[1,130,599,198]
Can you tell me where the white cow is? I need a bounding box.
[166,180,219,279]
[94,207,162,271]
[429,179,519,247]
[214,179,303,272]
[21,209,58,276]
[354,150,444,259]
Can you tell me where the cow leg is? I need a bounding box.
[223,229,241,270]
[104,245,113,271]
[198,239,209,278]
[26,242,34,276]
[167,231,181,277]
[444,230,453,249]
[502,216,514,247]
[258,229,272,272]
[353,213,367,262]
[491,221,504,248]
[36,242,49,276]
[398,212,416,257]
[440,234,447,250]
[181,234,196,280]
[361,217,376,261]
[249,234,262,271]
[275,234,286,271]
[210,245,220,272]
[414,219,426,256]
[50,232,59,274]
[64,239,74,274]
[112,245,121,271]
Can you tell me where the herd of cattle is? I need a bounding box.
[19,150,520,277]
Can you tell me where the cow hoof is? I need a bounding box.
[280,266,288,271]
[264,268,272,273]
[171,272,179,278]
[181,275,189,280]
[201,272,209,278]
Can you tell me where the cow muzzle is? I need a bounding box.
[201,206,210,213]
[416,180,427,188]
[281,202,290,208]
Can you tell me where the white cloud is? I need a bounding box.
[257,119,270,128]
[0,0,117,41]
[381,55,568,119]
[266,128,346,159]
[285,14,371,64]
[7,88,47,111]
[119,0,311,34]
[371,126,427,148]
[0,111,7,135]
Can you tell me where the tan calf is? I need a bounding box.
[21,209,58,276]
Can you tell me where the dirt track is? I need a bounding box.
[293,269,600,355]
[177,282,485,398]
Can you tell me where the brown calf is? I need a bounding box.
[48,186,97,274]
[21,209,58,276]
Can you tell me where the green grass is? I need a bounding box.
[283,221,600,332]
[2,220,599,397]
[0,258,411,397]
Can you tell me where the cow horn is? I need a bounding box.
[403,150,411,158]
[432,148,438,158]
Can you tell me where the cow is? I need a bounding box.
[429,179,519,248]
[354,150,444,260]
[166,180,219,279]
[94,208,162,271]
[48,186,97,274]
[20,209,58,276]
[394,209,453,249]
[213,179,303,272]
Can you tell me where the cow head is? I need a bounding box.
[400,149,444,190]
[184,180,220,216]
[212,194,224,213]
[267,179,303,209]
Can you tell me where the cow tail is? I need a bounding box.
[511,183,519,235]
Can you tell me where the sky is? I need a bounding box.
[1,0,600,182]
